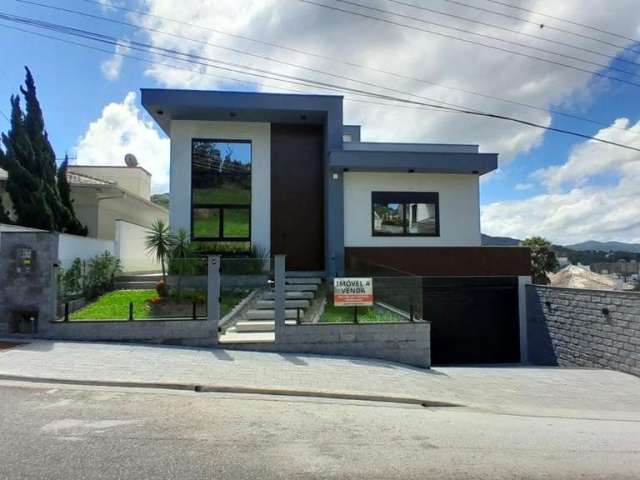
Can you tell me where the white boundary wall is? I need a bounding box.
[114,220,160,273]
[58,233,114,269]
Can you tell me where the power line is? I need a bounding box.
[381,0,640,68]
[329,0,640,78]
[2,16,639,153]
[299,0,640,90]
[318,0,640,80]
[61,0,631,133]
[481,0,640,45]
[438,0,640,54]
[18,0,482,113]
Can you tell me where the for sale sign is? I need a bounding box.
[333,278,373,307]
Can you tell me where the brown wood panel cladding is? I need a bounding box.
[271,124,325,271]
[345,247,531,277]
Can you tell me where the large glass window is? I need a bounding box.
[191,139,251,242]
[372,192,439,237]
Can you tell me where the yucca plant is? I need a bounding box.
[145,219,175,284]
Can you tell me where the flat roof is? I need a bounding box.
[141,88,343,136]
[330,149,497,175]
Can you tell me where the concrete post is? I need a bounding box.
[518,275,532,364]
[274,255,286,336]
[208,255,221,326]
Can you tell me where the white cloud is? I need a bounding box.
[515,182,534,191]
[100,42,130,81]
[128,0,640,162]
[482,118,640,244]
[73,92,170,193]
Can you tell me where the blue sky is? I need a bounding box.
[1,0,639,243]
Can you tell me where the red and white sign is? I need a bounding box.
[334,278,373,307]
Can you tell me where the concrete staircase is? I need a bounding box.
[114,273,162,290]
[226,276,322,336]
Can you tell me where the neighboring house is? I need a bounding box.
[0,161,168,241]
[550,264,633,291]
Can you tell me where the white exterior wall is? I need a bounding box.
[58,233,115,269]
[96,195,168,241]
[115,220,161,273]
[169,120,271,253]
[343,172,481,247]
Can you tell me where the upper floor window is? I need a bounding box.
[191,139,251,242]
[372,192,439,237]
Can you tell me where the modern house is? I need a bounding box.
[0,162,168,241]
[142,89,531,364]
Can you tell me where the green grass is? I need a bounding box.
[70,290,158,321]
[320,304,404,323]
[70,289,248,321]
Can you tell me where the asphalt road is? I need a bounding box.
[1,381,639,479]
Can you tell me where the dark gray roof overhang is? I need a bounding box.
[141,88,343,136]
[330,149,498,175]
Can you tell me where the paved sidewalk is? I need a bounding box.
[1,340,639,419]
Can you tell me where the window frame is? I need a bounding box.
[371,191,440,237]
[190,138,252,242]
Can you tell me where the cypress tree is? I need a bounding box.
[1,93,54,230]
[0,67,86,234]
[58,155,87,236]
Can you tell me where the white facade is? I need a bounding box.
[169,120,271,254]
[69,165,152,200]
[343,172,481,247]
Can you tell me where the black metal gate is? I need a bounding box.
[423,277,520,364]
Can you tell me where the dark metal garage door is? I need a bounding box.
[423,277,520,365]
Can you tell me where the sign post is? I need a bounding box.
[334,278,373,323]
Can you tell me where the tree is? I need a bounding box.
[0,67,86,234]
[57,155,88,235]
[145,219,175,283]
[520,236,559,284]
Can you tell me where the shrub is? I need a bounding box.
[84,251,121,299]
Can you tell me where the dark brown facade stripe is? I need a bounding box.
[345,247,531,277]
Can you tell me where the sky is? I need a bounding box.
[0,0,639,244]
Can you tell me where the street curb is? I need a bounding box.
[0,374,462,408]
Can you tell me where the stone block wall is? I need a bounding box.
[226,322,431,368]
[0,232,59,336]
[527,285,640,376]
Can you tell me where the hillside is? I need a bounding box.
[564,241,640,254]
[481,234,521,246]
[151,193,169,209]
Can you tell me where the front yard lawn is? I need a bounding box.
[320,303,405,323]
[70,289,249,321]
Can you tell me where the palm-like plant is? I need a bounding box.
[145,219,175,283]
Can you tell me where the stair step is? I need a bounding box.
[115,274,162,283]
[256,299,310,309]
[282,284,318,292]
[114,281,158,290]
[286,277,322,285]
[235,320,298,332]
[262,291,314,300]
[246,309,302,320]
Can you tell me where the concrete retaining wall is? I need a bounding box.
[225,322,431,368]
[527,285,640,376]
[40,320,217,345]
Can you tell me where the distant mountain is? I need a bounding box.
[564,241,640,254]
[481,234,521,246]
[151,193,169,209]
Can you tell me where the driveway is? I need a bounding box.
[0,340,638,420]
